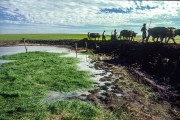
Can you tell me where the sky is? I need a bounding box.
[0,0,180,35]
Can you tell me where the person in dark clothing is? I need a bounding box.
[141,23,147,43]
[102,30,106,41]
[114,29,117,40]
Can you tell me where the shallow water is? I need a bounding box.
[0,46,71,56]
[0,45,121,102]
[0,60,13,65]
[0,46,72,65]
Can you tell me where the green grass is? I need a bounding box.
[0,52,92,93]
[0,34,87,41]
[0,52,100,119]
[0,97,117,120]
[0,52,118,120]
[0,34,180,43]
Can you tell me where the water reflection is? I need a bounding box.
[0,46,71,56]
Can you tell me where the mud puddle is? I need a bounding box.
[45,52,122,103]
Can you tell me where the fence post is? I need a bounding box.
[75,43,77,58]
[85,42,87,50]
[23,38,27,53]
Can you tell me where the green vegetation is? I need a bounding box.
[0,34,87,41]
[0,97,113,120]
[0,34,180,43]
[0,52,117,120]
[0,52,101,119]
[0,52,92,93]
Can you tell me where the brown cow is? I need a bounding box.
[146,27,177,43]
[119,30,137,41]
[88,32,101,40]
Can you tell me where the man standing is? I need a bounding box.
[141,23,147,43]
[102,30,106,41]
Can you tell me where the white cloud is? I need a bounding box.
[0,0,180,34]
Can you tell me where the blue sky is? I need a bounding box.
[0,0,180,35]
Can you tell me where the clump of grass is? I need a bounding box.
[0,52,92,94]
[47,100,102,120]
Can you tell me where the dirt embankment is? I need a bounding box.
[84,60,180,120]
[93,40,180,108]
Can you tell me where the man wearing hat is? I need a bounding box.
[102,30,106,41]
[141,23,147,43]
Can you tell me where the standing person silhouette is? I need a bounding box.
[102,30,106,41]
[141,23,147,43]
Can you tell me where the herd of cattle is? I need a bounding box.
[88,27,180,43]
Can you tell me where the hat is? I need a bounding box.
[143,23,146,26]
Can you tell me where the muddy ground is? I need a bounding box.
[83,58,180,120]
[1,40,180,119]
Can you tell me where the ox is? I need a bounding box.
[146,27,177,43]
[119,30,137,41]
[88,32,101,40]
[166,28,180,43]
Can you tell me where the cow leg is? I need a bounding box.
[166,37,170,43]
[156,37,159,42]
[160,37,163,43]
[164,37,167,43]
[152,37,155,42]
[146,34,150,43]
[171,37,176,44]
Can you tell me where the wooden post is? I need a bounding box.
[23,38,27,53]
[75,43,77,58]
[85,42,87,50]
[85,42,88,62]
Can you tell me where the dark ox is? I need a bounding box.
[146,27,178,43]
[119,30,137,41]
[166,28,180,43]
[88,32,101,40]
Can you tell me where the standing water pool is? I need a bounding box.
[0,45,121,102]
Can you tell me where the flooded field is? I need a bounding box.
[0,46,121,102]
[0,45,179,120]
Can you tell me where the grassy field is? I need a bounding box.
[0,34,87,41]
[0,34,140,41]
[0,52,117,119]
[0,34,180,43]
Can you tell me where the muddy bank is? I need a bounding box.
[72,59,180,120]
[0,41,20,46]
